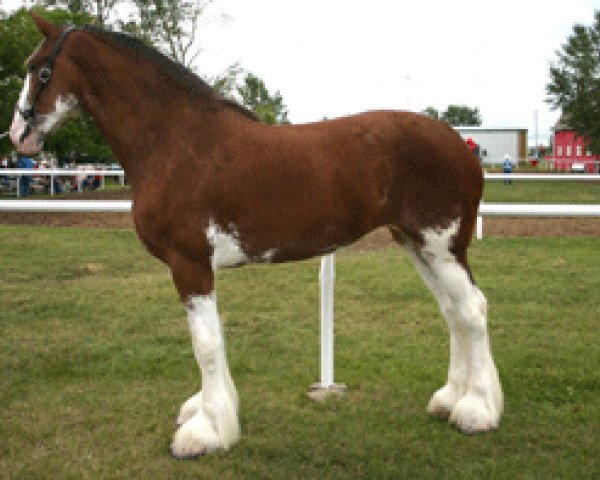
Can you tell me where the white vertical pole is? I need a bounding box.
[534,109,539,162]
[319,253,335,388]
[476,215,483,240]
[50,171,55,196]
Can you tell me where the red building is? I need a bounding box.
[552,117,600,173]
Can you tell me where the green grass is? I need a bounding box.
[483,180,600,204]
[1,226,599,479]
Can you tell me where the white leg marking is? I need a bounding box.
[171,293,240,458]
[405,245,467,418]
[417,220,503,433]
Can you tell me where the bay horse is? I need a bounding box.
[10,12,503,459]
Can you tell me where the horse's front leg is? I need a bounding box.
[167,253,240,459]
[176,357,238,426]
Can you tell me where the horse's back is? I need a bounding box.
[277,110,483,230]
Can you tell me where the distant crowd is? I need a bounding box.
[1,154,103,196]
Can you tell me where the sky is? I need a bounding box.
[2,0,599,145]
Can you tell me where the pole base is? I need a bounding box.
[307,382,347,402]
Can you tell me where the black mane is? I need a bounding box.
[81,25,260,122]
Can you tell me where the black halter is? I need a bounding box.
[19,25,77,143]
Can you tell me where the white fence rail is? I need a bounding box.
[485,173,600,181]
[476,203,600,239]
[2,168,125,176]
[1,199,600,242]
[0,199,131,212]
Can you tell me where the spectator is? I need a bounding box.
[502,154,513,185]
[17,154,35,196]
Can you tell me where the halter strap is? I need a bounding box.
[19,24,77,142]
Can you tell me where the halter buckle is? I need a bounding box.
[39,66,52,84]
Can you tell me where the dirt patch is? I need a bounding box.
[481,217,600,238]
[0,211,134,229]
[0,189,134,229]
[1,189,599,248]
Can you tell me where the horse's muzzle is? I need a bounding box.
[9,111,43,155]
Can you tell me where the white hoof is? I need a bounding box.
[449,393,500,434]
[171,412,221,459]
[427,384,462,419]
[177,391,203,426]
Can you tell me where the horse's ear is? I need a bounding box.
[31,11,60,38]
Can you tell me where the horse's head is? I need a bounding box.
[9,12,80,154]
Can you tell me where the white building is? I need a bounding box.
[454,127,528,165]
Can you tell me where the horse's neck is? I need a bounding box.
[71,37,222,185]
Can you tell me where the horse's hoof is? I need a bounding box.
[449,394,499,434]
[427,384,461,420]
[170,447,207,460]
[170,411,221,459]
[170,444,218,460]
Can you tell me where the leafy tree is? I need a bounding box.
[212,64,289,125]
[547,10,600,153]
[421,106,439,120]
[237,73,289,125]
[122,0,214,68]
[30,0,121,25]
[441,105,482,126]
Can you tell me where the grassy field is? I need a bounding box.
[483,179,600,204]
[1,226,599,479]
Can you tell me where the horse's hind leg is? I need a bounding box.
[167,252,240,458]
[392,221,503,433]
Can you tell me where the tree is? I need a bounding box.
[237,73,289,125]
[122,0,214,68]
[212,65,289,125]
[421,106,440,120]
[441,105,482,126]
[30,0,122,26]
[547,10,600,153]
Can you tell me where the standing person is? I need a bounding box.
[17,154,34,196]
[502,154,513,185]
